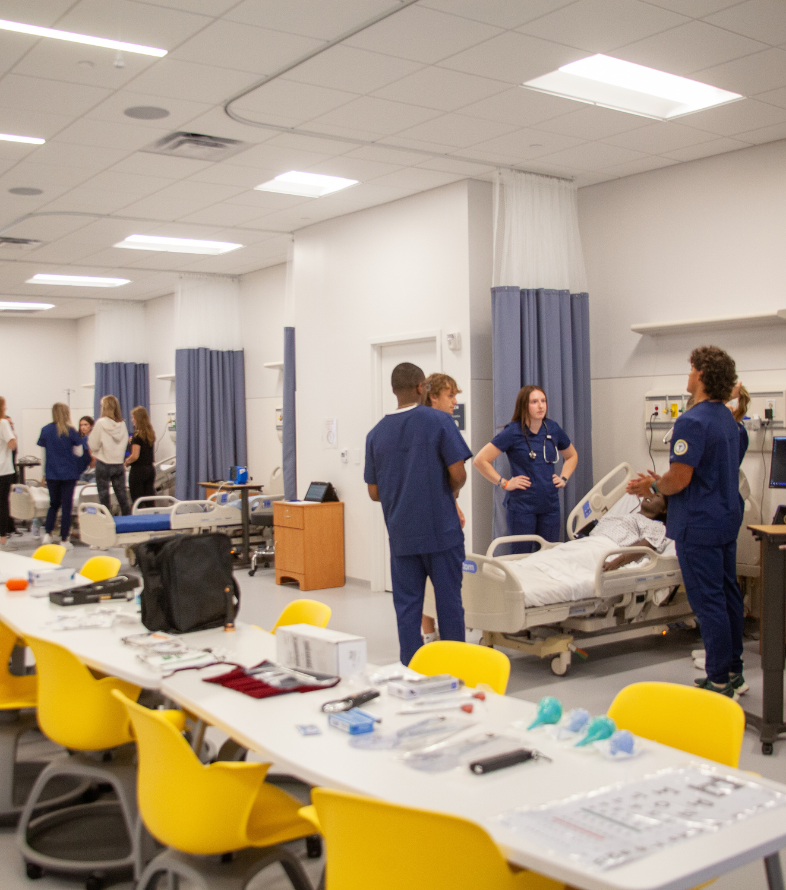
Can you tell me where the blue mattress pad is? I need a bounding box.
[114,514,172,533]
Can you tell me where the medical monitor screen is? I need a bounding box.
[769,438,786,488]
[305,482,329,502]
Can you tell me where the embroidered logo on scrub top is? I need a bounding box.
[673,439,689,456]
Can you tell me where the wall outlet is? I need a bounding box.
[353,449,361,465]
[340,449,349,464]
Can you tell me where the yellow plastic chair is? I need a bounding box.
[607,681,745,768]
[309,787,564,890]
[16,636,145,884]
[79,555,121,582]
[409,640,511,695]
[271,598,332,634]
[31,544,66,565]
[114,691,315,890]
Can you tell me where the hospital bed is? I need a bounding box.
[426,463,691,676]
[9,480,103,526]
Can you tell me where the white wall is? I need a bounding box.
[240,264,286,490]
[292,180,491,584]
[578,137,786,524]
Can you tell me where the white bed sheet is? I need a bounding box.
[506,532,677,608]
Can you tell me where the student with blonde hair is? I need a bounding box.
[0,397,18,551]
[37,403,84,548]
[88,395,131,515]
[125,406,156,504]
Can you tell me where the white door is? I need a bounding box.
[376,338,438,592]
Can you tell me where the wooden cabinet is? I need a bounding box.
[274,501,344,590]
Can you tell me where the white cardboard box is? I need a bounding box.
[275,624,367,678]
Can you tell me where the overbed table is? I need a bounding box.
[199,482,264,567]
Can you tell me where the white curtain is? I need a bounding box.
[492,170,588,292]
[175,273,241,350]
[94,302,147,362]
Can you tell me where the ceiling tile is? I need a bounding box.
[693,48,786,96]
[0,32,44,79]
[133,0,238,13]
[303,156,403,180]
[84,90,212,131]
[519,0,689,53]
[82,169,177,198]
[643,0,746,15]
[224,188,315,211]
[106,152,212,180]
[101,194,202,221]
[38,187,139,215]
[177,202,272,227]
[170,21,322,74]
[540,141,650,170]
[224,0,394,40]
[614,21,769,75]
[704,0,786,45]
[11,39,155,89]
[226,142,335,175]
[660,135,751,160]
[0,107,75,141]
[233,80,358,125]
[170,108,278,144]
[470,126,585,158]
[283,46,423,94]
[55,118,171,151]
[0,74,110,117]
[458,87,579,127]
[0,161,94,192]
[264,132,357,156]
[0,0,77,25]
[416,156,496,175]
[123,58,252,104]
[596,155,680,178]
[683,96,786,134]
[736,119,786,143]
[393,113,518,148]
[307,96,440,136]
[756,84,786,108]
[341,144,428,165]
[372,67,508,112]
[603,121,716,152]
[535,104,649,139]
[421,0,579,29]
[439,31,587,85]
[345,6,502,64]
[55,0,213,50]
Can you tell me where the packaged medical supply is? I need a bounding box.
[327,709,376,735]
[400,731,503,773]
[350,716,473,751]
[321,689,379,713]
[297,724,322,736]
[276,624,367,677]
[469,747,551,775]
[28,566,76,587]
[575,715,616,747]
[545,707,590,741]
[608,729,635,755]
[387,674,463,700]
[527,696,562,729]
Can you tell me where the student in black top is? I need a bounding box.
[125,406,156,505]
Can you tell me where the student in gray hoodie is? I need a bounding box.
[88,395,131,515]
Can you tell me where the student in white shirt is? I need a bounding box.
[0,396,18,551]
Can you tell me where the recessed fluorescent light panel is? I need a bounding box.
[0,18,167,57]
[27,274,130,287]
[0,301,54,311]
[523,54,742,120]
[114,234,243,255]
[255,171,358,198]
[0,133,45,145]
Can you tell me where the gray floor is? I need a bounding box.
[2,528,784,889]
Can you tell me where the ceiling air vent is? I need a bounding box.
[142,131,249,161]
[0,236,43,253]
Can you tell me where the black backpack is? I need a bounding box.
[135,533,240,634]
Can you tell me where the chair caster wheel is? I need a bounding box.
[763,742,774,755]
[26,863,44,880]
[86,873,104,890]
[306,835,322,858]
[248,569,256,577]
[81,785,100,803]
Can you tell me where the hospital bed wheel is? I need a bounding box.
[763,742,774,755]
[550,654,570,676]
[248,568,257,576]
[26,862,43,880]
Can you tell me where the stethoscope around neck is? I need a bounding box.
[523,418,559,464]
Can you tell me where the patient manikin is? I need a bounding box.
[503,492,672,608]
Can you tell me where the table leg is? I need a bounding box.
[240,489,250,566]
[766,853,785,890]
[744,537,786,754]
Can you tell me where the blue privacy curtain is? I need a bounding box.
[175,348,247,501]
[491,286,593,542]
[283,327,297,501]
[94,362,149,427]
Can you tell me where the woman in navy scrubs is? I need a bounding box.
[474,386,578,552]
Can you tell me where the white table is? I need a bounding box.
[0,552,262,689]
[162,654,786,890]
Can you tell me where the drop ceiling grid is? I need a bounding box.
[0,0,784,317]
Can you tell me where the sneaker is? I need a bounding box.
[422,632,439,645]
[42,533,53,545]
[0,540,19,551]
[694,676,736,698]
[729,673,749,695]
[691,649,706,659]
[12,529,23,536]
[693,656,706,670]
[61,540,73,551]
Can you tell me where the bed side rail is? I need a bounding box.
[77,502,117,550]
[567,462,634,540]
[485,535,559,558]
[132,495,178,514]
[170,499,239,529]
[593,547,682,597]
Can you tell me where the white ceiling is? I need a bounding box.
[1,0,785,318]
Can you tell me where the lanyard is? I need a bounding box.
[523,419,559,464]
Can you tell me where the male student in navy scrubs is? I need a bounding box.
[628,346,744,697]
[365,362,473,665]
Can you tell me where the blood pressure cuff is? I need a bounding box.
[203,664,340,699]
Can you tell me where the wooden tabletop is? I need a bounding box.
[748,524,786,536]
